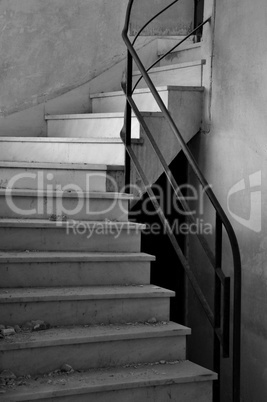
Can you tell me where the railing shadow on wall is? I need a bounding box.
[120,1,241,401]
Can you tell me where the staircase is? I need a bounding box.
[0,41,217,401]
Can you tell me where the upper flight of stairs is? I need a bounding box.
[0,40,217,401]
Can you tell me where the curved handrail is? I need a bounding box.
[131,0,180,46]
[121,1,241,401]
[133,17,210,92]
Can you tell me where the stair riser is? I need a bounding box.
[0,168,107,192]
[0,336,186,376]
[0,298,170,326]
[0,226,142,252]
[159,46,202,67]
[0,261,151,287]
[0,141,124,165]
[47,116,140,139]
[32,382,213,402]
[91,91,168,113]
[131,90,203,188]
[0,195,128,221]
[133,64,203,88]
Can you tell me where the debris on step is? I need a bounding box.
[32,320,51,331]
[49,214,67,222]
[0,378,6,387]
[61,364,74,374]
[147,317,157,324]
[0,327,15,337]
[0,370,16,380]
[21,322,33,332]
[21,320,51,332]
[14,325,22,333]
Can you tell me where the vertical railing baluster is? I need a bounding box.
[125,50,133,192]
[213,213,222,402]
[222,276,230,358]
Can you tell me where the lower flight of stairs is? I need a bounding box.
[0,170,216,401]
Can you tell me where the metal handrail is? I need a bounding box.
[120,1,241,402]
[132,0,180,46]
[133,17,210,92]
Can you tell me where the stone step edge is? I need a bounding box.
[45,111,163,120]
[90,85,204,99]
[0,285,175,303]
[133,59,206,76]
[0,162,124,171]
[0,137,141,144]
[0,322,191,351]
[0,251,155,263]
[157,42,201,56]
[2,361,217,401]
[0,219,146,230]
[0,189,135,200]
[0,162,107,171]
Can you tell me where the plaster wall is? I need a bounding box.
[0,0,128,117]
[0,0,194,137]
[187,0,267,400]
[130,0,194,36]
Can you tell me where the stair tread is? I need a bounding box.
[158,42,201,56]
[133,59,206,76]
[0,251,155,263]
[0,137,134,143]
[0,285,175,302]
[0,219,146,229]
[0,161,109,170]
[0,189,135,199]
[45,111,162,120]
[2,361,217,401]
[0,322,190,351]
[90,85,204,99]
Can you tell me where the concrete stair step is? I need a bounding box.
[0,137,138,166]
[0,219,144,252]
[156,36,194,56]
[91,87,203,191]
[0,189,132,221]
[158,42,202,66]
[45,112,167,142]
[0,162,124,192]
[90,85,203,113]
[0,251,155,287]
[1,360,217,402]
[0,322,190,376]
[45,113,141,139]
[0,285,175,326]
[133,60,206,88]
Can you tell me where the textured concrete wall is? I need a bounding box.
[130,0,194,36]
[186,0,267,401]
[0,0,194,118]
[0,0,128,116]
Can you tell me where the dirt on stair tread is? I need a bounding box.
[0,360,217,401]
[0,321,190,350]
[0,285,175,302]
[0,250,156,262]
